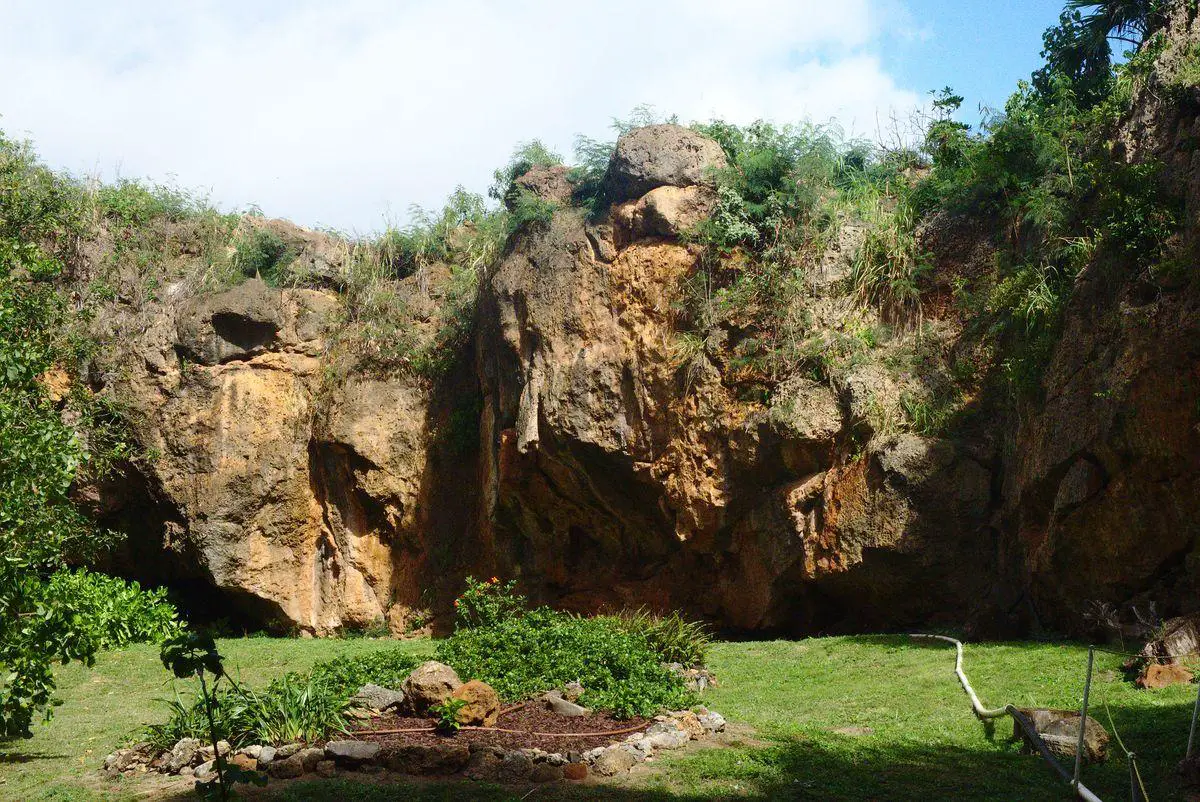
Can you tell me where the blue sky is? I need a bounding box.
[881,0,1067,127]
[0,0,1075,231]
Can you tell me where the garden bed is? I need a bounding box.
[349,704,651,753]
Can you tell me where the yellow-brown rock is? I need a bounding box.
[451,680,500,727]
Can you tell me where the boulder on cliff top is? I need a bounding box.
[401,661,462,714]
[602,124,726,202]
[512,164,573,208]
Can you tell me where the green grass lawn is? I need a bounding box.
[1,635,1195,800]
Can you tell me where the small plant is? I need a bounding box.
[453,576,526,630]
[603,607,711,668]
[431,697,468,733]
[159,631,265,800]
[148,647,420,750]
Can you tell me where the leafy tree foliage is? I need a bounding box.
[0,131,172,739]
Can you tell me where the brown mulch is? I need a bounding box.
[348,704,650,754]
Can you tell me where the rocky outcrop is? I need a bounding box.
[474,130,1001,632]
[95,267,446,633]
[1001,4,1200,633]
[88,49,1200,638]
[602,124,726,201]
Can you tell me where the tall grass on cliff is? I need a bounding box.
[669,120,905,390]
[325,186,510,381]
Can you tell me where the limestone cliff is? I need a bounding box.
[84,48,1200,637]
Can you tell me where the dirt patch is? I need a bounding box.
[348,704,650,754]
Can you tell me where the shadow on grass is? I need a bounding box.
[145,736,1147,802]
[0,751,66,764]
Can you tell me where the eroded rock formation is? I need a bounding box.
[89,41,1200,636]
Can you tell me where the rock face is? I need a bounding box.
[474,169,998,631]
[94,264,462,633]
[1001,5,1200,634]
[87,47,1200,638]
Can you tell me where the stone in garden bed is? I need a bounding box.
[401,661,462,714]
[164,737,202,773]
[592,745,637,776]
[542,690,590,716]
[351,683,406,712]
[451,679,500,726]
[664,663,718,692]
[325,739,381,765]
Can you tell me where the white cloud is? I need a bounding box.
[1,0,921,232]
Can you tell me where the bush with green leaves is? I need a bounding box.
[0,129,147,740]
[40,569,181,650]
[435,607,694,718]
[306,647,421,699]
[916,34,1182,399]
[453,575,526,630]
[599,607,711,668]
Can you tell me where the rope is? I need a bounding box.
[1103,700,1150,801]
[911,634,1105,802]
[1089,644,1200,662]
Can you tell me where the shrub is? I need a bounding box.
[232,226,294,286]
[219,672,349,746]
[41,569,181,650]
[453,576,526,630]
[306,647,421,700]
[600,607,711,668]
[0,130,142,739]
[435,607,694,718]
